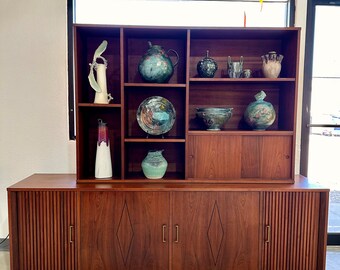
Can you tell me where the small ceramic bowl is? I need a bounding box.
[196,107,233,130]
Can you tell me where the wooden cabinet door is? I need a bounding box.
[187,135,292,180]
[187,135,242,179]
[79,191,170,270]
[241,136,292,179]
[9,191,77,270]
[262,192,323,270]
[172,192,260,270]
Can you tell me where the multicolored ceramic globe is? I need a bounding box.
[244,91,276,130]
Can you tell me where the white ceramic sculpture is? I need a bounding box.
[88,40,113,104]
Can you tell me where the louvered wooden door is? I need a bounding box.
[9,191,77,270]
[262,192,322,270]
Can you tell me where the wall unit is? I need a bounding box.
[7,25,330,270]
[74,25,300,183]
[8,174,329,269]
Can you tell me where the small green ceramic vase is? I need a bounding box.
[141,150,168,179]
[244,91,276,130]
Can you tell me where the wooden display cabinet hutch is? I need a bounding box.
[8,25,329,270]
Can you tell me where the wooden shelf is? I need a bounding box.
[78,103,122,108]
[189,78,296,83]
[124,83,186,87]
[124,137,185,143]
[188,130,294,136]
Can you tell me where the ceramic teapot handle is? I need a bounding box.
[107,93,113,103]
[167,49,179,67]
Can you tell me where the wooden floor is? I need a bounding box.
[0,247,339,269]
[0,251,10,269]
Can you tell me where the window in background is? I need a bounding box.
[305,4,340,240]
[74,0,290,27]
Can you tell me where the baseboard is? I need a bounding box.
[0,238,9,251]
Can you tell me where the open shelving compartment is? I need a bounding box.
[74,25,123,182]
[74,25,300,183]
[186,27,299,183]
[121,27,188,181]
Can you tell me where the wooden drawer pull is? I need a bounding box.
[69,225,74,244]
[162,225,167,243]
[175,225,179,243]
[265,225,271,243]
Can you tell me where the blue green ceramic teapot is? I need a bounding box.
[138,41,179,83]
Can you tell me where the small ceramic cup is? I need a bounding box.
[243,69,252,78]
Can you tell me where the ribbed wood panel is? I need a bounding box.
[262,192,320,270]
[64,192,77,270]
[16,191,76,270]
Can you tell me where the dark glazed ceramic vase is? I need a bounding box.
[138,41,179,83]
[141,150,168,179]
[244,91,276,130]
[197,50,218,78]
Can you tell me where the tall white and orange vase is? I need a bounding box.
[95,119,112,178]
[88,40,113,104]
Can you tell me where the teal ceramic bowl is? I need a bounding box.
[196,107,233,131]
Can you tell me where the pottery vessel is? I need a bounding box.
[242,69,252,78]
[93,63,113,104]
[88,40,113,104]
[244,91,276,130]
[196,107,233,131]
[141,150,168,179]
[197,50,218,78]
[227,56,243,78]
[95,119,112,178]
[261,51,284,78]
[138,41,179,83]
